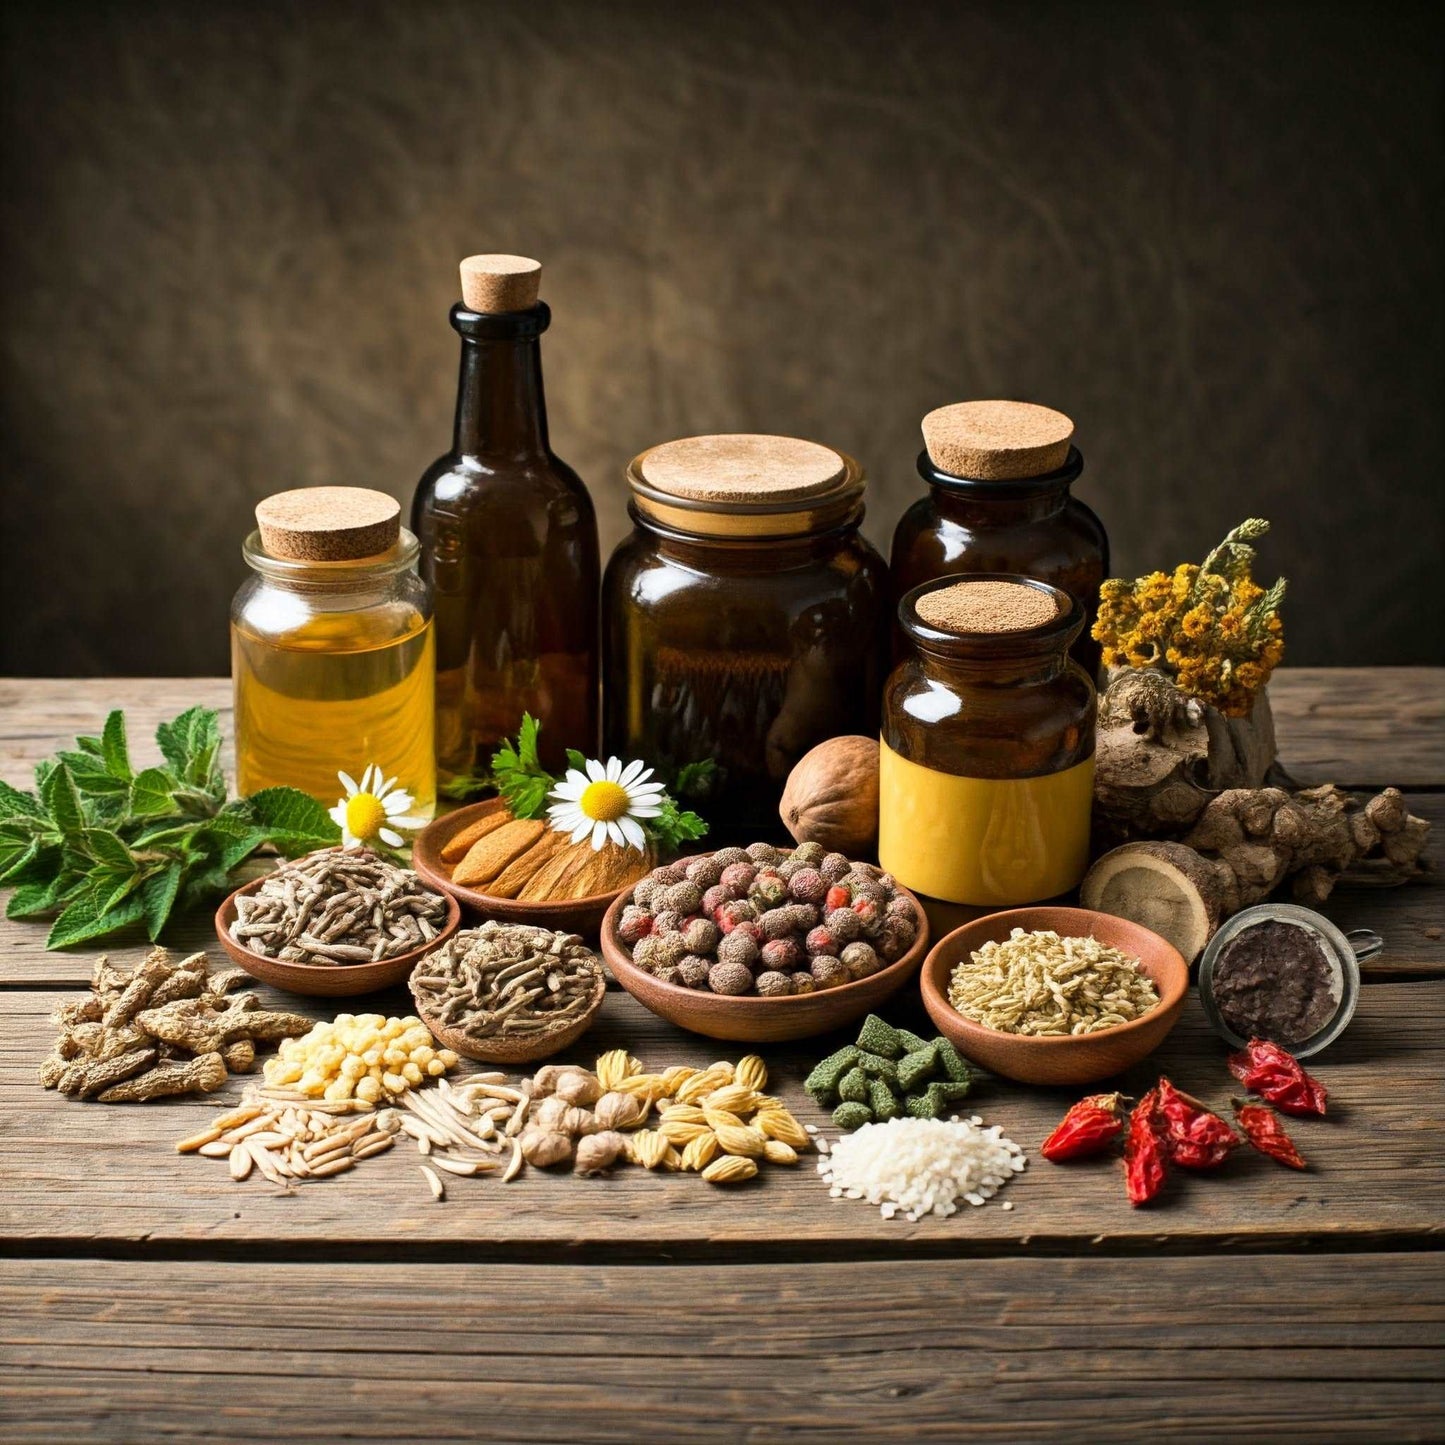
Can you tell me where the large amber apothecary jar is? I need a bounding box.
[232,487,437,820]
[890,400,1108,677]
[602,434,890,836]
[878,575,1095,906]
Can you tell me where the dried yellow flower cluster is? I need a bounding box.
[264,1014,459,1103]
[1092,518,1286,717]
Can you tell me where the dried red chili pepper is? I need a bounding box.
[1124,1087,1168,1206]
[1041,1092,1128,1162]
[1227,1038,1328,1117]
[1233,1100,1308,1170]
[1154,1077,1239,1170]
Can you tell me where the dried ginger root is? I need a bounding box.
[38,948,311,1105]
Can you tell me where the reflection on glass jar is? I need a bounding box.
[602,435,890,837]
[231,489,436,820]
[879,575,1095,906]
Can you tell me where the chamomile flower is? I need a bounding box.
[546,756,666,852]
[329,764,427,848]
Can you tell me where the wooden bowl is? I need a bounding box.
[214,876,462,999]
[600,869,932,1044]
[919,906,1189,1086]
[413,799,642,936]
[409,950,607,1065]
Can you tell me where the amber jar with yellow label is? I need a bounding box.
[878,575,1095,906]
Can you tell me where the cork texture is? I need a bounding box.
[460,254,542,313]
[915,579,1061,634]
[922,401,1075,481]
[255,487,401,561]
[639,434,846,503]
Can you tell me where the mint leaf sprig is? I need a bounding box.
[0,707,340,950]
[489,714,709,856]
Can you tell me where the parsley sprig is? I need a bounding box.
[0,706,339,949]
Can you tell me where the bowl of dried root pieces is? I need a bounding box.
[408,920,608,1064]
[216,846,462,997]
[921,907,1188,1085]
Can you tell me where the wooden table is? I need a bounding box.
[2,672,1442,1443]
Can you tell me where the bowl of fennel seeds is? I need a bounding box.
[216,846,461,997]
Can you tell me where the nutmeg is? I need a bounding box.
[574,1130,627,1175]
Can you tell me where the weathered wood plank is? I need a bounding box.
[1,1254,1440,1443]
[2,982,1441,1257]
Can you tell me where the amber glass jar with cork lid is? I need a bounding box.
[411,254,599,784]
[879,575,1095,906]
[890,400,1108,677]
[602,434,889,836]
[232,487,436,819]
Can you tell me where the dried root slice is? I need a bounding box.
[420,1165,446,1202]
[1080,841,1233,963]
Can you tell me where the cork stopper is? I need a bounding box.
[459,254,542,313]
[639,434,847,504]
[255,487,401,562]
[921,400,1074,480]
[915,579,1060,634]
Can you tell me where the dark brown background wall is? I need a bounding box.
[2,0,1441,673]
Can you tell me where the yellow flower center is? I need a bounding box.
[579,780,631,823]
[345,792,387,840]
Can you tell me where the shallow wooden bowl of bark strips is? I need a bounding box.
[412,798,644,936]
[919,906,1189,1086]
[600,874,932,1044]
[214,877,462,999]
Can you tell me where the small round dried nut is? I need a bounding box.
[788,868,826,904]
[717,930,759,969]
[747,842,784,865]
[662,881,703,915]
[709,846,750,868]
[789,971,817,994]
[760,937,801,972]
[806,925,838,957]
[810,955,849,989]
[677,955,711,989]
[555,1070,602,1106]
[685,855,724,888]
[574,1130,626,1175]
[654,965,683,986]
[708,960,754,996]
[719,862,757,898]
[840,941,880,979]
[632,877,663,908]
[792,841,826,865]
[826,907,863,943]
[617,906,653,946]
[701,884,730,916]
[594,1091,648,1131]
[560,1105,600,1136]
[820,852,850,883]
[650,908,684,936]
[531,1095,570,1132]
[749,870,788,909]
[755,970,793,997]
[650,862,688,885]
[702,1154,759,1184]
[631,935,661,969]
[519,1127,574,1168]
[682,917,719,954]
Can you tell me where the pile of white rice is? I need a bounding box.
[817,1116,1026,1221]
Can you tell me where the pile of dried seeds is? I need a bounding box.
[948,928,1160,1036]
[230,846,449,966]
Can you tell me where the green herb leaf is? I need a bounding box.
[101,710,131,780]
[672,758,720,799]
[438,773,495,803]
[79,828,136,873]
[0,834,41,885]
[40,763,86,840]
[565,749,589,774]
[6,872,74,920]
[490,713,559,821]
[129,767,180,819]
[241,788,340,857]
[0,779,46,819]
[155,705,225,801]
[47,888,145,950]
[141,862,184,941]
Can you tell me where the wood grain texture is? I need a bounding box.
[2,982,1442,1258]
[2,1254,1441,1443]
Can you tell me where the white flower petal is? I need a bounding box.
[377,775,398,800]
[618,759,645,787]
[605,756,623,782]
[338,771,360,797]
[549,778,586,803]
[329,803,348,827]
[390,814,427,831]
[382,790,414,815]
[590,820,609,850]
[570,819,593,846]
[564,768,589,789]
[585,758,606,782]
[630,803,664,819]
[619,815,647,851]
[340,827,359,848]
[602,820,623,848]
[378,827,403,847]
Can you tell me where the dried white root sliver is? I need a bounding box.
[420,1165,445,1202]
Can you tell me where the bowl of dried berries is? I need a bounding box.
[600,842,930,1042]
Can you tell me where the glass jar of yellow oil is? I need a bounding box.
[231,487,436,821]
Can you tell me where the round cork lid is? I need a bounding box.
[915,578,1061,634]
[255,487,401,562]
[921,400,1074,481]
[638,434,847,505]
[460,254,542,313]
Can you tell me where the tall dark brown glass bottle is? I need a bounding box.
[412,255,599,781]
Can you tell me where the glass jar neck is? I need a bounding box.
[918,447,1082,525]
[241,529,420,598]
[914,644,1068,687]
[451,303,551,461]
[629,503,863,569]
